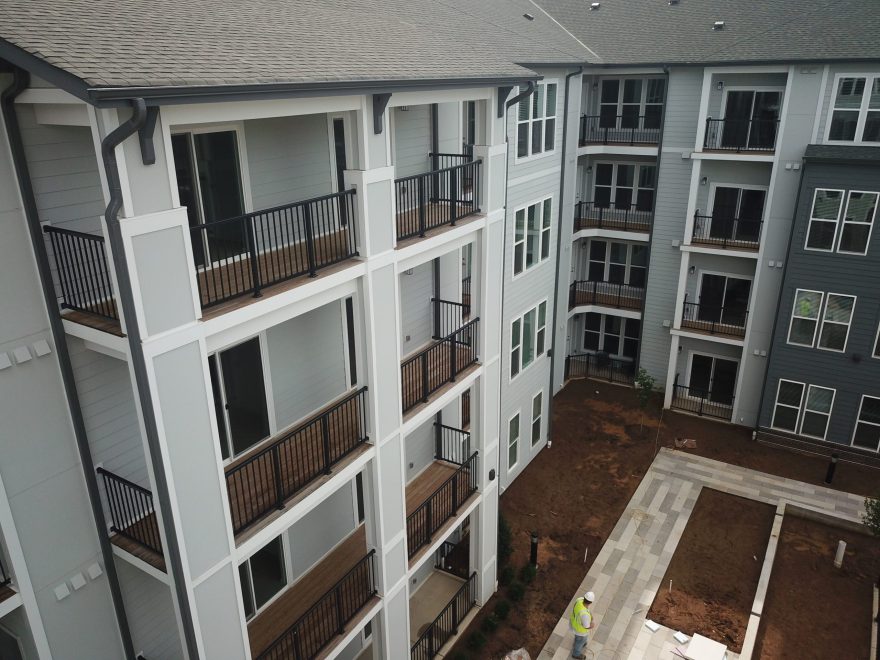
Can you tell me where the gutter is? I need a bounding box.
[546,66,582,444]
[505,82,535,111]
[0,67,136,660]
[99,99,201,660]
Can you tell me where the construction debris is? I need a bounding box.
[503,649,531,660]
[674,437,698,449]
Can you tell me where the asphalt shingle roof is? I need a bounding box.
[804,144,880,163]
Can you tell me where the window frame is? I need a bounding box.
[786,288,824,348]
[598,77,665,125]
[803,188,845,253]
[514,80,559,162]
[591,161,657,211]
[585,239,647,286]
[851,394,880,452]
[770,378,806,433]
[816,292,856,353]
[238,534,290,622]
[798,384,836,440]
[510,299,549,381]
[531,391,544,446]
[512,196,553,277]
[835,189,879,255]
[824,73,880,145]
[873,322,880,359]
[507,411,521,472]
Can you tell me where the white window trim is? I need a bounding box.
[770,378,806,433]
[582,313,639,360]
[804,188,845,253]
[694,270,753,313]
[706,182,769,218]
[597,77,665,123]
[816,292,856,353]
[798,384,836,441]
[514,79,559,164]
[531,390,544,446]
[873,322,880,359]
[509,299,549,382]
[591,161,657,209]
[507,411,521,472]
[719,86,786,121]
[585,239,647,285]
[786,288,824,348]
[240,534,290,622]
[851,394,880,453]
[512,196,553,278]
[683,351,739,402]
[836,189,879,255]
[823,73,880,146]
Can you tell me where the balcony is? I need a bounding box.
[401,300,479,415]
[569,280,644,312]
[97,468,165,572]
[671,379,734,421]
[703,118,779,153]
[225,387,369,538]
[680,301,748,339]
[565,353,635,385]
[692,213,763,251]
[573,202,652,234]
[406,438,477,564]
[579,115,661,146]
[193,190,359,314]
[249,526,378,660]
[395,155,482,243]
[410,571,477,660]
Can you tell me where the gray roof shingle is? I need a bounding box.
[804,144,880,163]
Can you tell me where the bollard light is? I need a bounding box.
[530,531,539,566]
[824,453,839,484]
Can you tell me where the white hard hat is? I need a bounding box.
[584,591,595,603]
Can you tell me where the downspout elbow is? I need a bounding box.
[506,81,536,109]
[102,99,147,225]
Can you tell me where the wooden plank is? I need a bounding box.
[405,462,458,516]
[110,524,166,573]
[0,585,14,605]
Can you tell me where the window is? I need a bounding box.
[827,75,880,144]
[817,294,855,351]
[586,240,647,286]
[837,191,878,254]
[510,301,548,378]
[531,392,543,446]
[853,395,880,451]
[787,289,823,347]
[874,323,880,358]
[583,313,640,359]
[514,198,553,275]
[517,81,557,158]
[593,163,656,211]
[771,380,805,432]
[805,189,844,251]
[599,78,665,129]
[799,385,835,440]
[508,413,520,470]
[239,536,287,620]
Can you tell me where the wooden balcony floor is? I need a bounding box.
[409,570,465,642]
[109,516,166,572]
[691,236,760,252]
[0,584,14,605]
[248,525,374,658]
[570,288,644,310]
[61,307,124,336]
[574,217,651,234]
[679,319,746,339]
[227,391,369,544]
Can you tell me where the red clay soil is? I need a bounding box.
[446,380,880,659]
[754,516,880,659]
[648,488,775,653]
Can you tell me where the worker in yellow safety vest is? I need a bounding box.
[569,591,595,659]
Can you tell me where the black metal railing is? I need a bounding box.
[192,189,358,308]
[44,226,118,320]
[434,423,471,466]
[573,201,652,233]
[703,117,780,152]
[433,298,469,340]
[692,214,763,250]
[434,536,471,580]
[407,452,478,560]
[225,387,369,535]
[461,276,471,319]
[461,389,471,429]
[401,319,480,414]
[671,379,734,420]
[681,300,748,338]
[395,159,482,241]
[569,280,645,311]
[411,572,477,660]
[579,115,661,146]
[0,556,10,587]
[257,550,377,660]
[565,353,636,385]
[96,468,163,556]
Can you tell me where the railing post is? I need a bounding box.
[433,298,441,340]
[603,125,609,145]
[335,583,346,635]
[421,353,430,403]
[272,445,285,510]
[630,123,636,146]
[449,166,458,226]
[245,218,263,297]
[303,203,318,277]
[434,423,442,460]
[451,473,459,513]
[426,500,433,544]
[598,205,604,229]
[321,414,333,475]
[418,176,427,238]
[450,334,458,382]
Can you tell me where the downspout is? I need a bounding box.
[546,66,582,449]
[0,67,136,660]
[100,99,201,660]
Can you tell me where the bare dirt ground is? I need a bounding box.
[446,379,880,659]
[648,488,776,653]
[753,516,880,659]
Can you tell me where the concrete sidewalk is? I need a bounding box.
[538,447,865,660]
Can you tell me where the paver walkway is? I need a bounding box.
[539,448,866,660]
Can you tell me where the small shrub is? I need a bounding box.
[498,514,513,565]
[499,565,515,586]
[467,631,487,651]
[481,614,499,633]
[865,496,880,536]
[508,580,525,602]
[494,599,511,620]
[519,563,537,584]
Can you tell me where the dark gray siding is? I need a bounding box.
[759,158,880,449]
